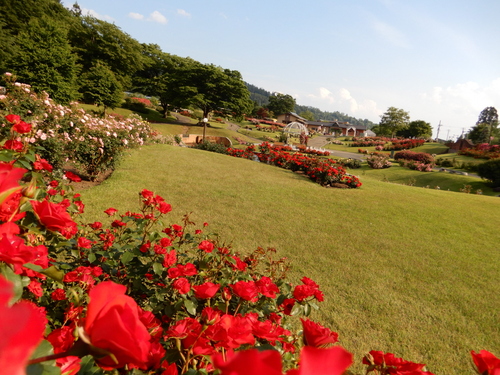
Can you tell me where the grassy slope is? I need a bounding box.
[79,144,500,375]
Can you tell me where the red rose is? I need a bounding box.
[31,199,78,239]
[12,120,31,134]
[3,139,24,152]
[256,276,280,298]
[173,277,191,294]
[51,288,67,301]
[5,114,21,124]
[471,350,500,375]
[301,318,339,348]
[33,158,53,172]
[193,282,220,299]
[287,346,353,375]
[198,240,214,253]
[212,349,282,375]
[65,171,82,182]
[0,276,47,374]
[231,280,259,302]
[77,237,93,249]
[83,281,151,369]
[104,207,118,216]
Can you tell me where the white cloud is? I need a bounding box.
[308,87,382,121]
[177,9,191,17]
[423,79,500,113]
[81,7,114,22]
[148,11,168,24]
[371,20,410,48]
[128,12,144,20]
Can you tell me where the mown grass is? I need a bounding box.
[356,164,495,195]
[79,144,500,375]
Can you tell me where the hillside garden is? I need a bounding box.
[0,74,499,375]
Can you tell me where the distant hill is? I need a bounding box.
[245,82,376,128]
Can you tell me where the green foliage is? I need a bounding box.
[397,120,433,139]
[68,15,143,88]
[267,93,296,116]
[193,140,229,154]
[80,62,123,111]
[6,16,80,104]
[378,107,410,137]
[299,110,315,121]
[476,159,500,187]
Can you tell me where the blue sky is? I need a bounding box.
[63,0,500,139]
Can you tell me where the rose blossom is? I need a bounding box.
[193,282,220,299]
[31,199,78,239]
[83,281,151,369]
[300,318,339,348]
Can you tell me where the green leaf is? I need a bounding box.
[184,299,198,316]
[153,262,164,275]
[121,251,134,265]
[0,264,24,303]
[78,355,106,375]
[27,340,60,375]
[24,263,44,273]
[290,303,302,317]
[17,159,32,170]
[88,252,96,263]
[41,266,65,283]
[304,303,311,316]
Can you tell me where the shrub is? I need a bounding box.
[398,159,433,172]
[476,159,500,187]
[339,158,362,169]
[194,140,229,154]
[394,150,435,164]
[367,154,392,169]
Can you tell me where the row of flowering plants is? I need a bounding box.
[394,150,435,165]
[459,143,500,160]
[384,139,425,151]
[227,142,361,188]
[0,73,161,180]
[1,112,499,374]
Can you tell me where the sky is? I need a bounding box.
[62,0,500,139]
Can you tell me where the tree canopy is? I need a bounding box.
[377,107,410,137]
[267,93,296,117]
[397,120,432,139]
[468,107,499,144]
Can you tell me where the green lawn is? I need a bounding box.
[79,144,500,375]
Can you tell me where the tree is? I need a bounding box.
[299,110,315,121]
[68,15,143,89]
[80,62,123,113]
[467,123,490,144]
[167,62,252,120]
[476,107,498,143]
[6,16,80,104]
[396,120,432,138]
[267,93,296,116]
[378,107,410,137]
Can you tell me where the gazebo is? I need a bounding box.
[283,121,309,136]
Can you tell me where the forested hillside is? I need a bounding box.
[1,0,374,127]
[246,83,375,128]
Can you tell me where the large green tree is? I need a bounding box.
[80,62,123,113]
[378,107,410,137]
[159,61,252,120]
[470,106,499,143]
[68,15,143,89]
[6,16,80,104]
[267,93,296,116]
[397,120,432,138]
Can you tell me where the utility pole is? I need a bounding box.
[435,121,442,141]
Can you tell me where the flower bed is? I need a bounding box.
[0,74,160,179]
[459,143,500,160]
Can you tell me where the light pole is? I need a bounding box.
[202,117,208,143]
